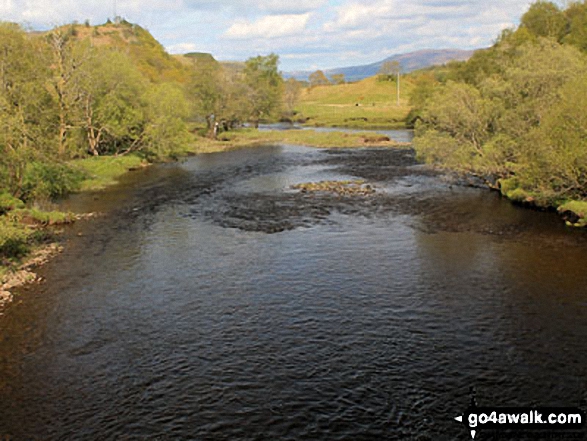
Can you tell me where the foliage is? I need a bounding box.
[413,0,587,209]
[142,83,192,159]
[243,54,283,127]
[330,74,346,85]
[283,78,302,117]
[378,60,401,82]
[0,216,33,258]
[20,162,85,202]
[0,194,25,215]
[188,56,223,131]
[309,70,330,87]
[520,1,567,41]
[0,23,54,198]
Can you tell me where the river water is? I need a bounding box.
[1,142,587,440]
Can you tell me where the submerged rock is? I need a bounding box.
[292,180,376,197]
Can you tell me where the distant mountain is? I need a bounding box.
[285,49,477,82]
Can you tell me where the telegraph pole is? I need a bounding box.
[397,70,400,107]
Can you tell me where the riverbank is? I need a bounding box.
[203,128,409,149]
[0,127,408,312]
[0,156,149,312]
[488,177,587,229]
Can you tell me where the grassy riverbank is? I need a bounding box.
[197,128,408,150]
[0,154,148,300]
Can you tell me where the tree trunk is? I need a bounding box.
[85,95,100,156]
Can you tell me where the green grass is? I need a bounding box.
[71,154,146,191]
[198,128,408,150]
[9,209,74,226]
[297,76,414,129]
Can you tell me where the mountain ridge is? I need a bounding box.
[286,48,477,82]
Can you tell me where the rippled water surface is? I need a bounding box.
[1,144,587,440]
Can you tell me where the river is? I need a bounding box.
[1,142,586,440]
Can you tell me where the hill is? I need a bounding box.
[297,75,415,128]
[47,20,190,83]
[286,49,476,82]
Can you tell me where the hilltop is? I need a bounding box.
[43,20,190,83]
[286,49,476,82]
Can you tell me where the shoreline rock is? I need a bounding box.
[0,242,64,314]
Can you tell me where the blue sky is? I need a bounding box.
[1,0,535,71]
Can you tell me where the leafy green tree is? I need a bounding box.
[188,57,223,136]
[516,76,587,200]
[142,82,191,158]
[520,1,567,41]
[243,54,283,128]
[480,39,587,139]
[415,82,498,172]
[0,23,54,196]
[216,67,252,130]
[308,70,330,87]
[330,73,346,85]
[75,48,148,156]
[283,78,302,117]
[415,36,587,196]
[46,28,91,157]
[378,60,400,81]
[564,1,587,52]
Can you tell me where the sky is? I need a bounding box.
[0,0,536,71]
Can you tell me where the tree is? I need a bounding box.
[243,54,283,128]
[74,48,148,156]
[0,23,54,196]
[415,81,497,172]
[414,38,587,191]
[142,82,191,158]
[520,1,567,41]
[188,57,223,136]
[330,73,346,85]
[308,70,330,87]
[379,61,401,105]
[283,78,301,117]
[564,1,587,52]
[216,67,251,130]
[46,28,91,157]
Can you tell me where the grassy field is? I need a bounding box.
[297,76,414,129]
[191,128,409,151]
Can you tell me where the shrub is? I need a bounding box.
[20,162,85,202]
[0,217,32,258]
[0,194,25,215]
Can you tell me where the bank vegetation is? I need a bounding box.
[411,0,587,226]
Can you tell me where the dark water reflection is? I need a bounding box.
[1,145,586,440]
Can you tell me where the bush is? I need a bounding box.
[0,193,25,215]
[0,217,32,258]
[20,162,85,202]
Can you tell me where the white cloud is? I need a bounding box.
[257,0,327,14]
[225,13,310,39]
[0,0,538,71]
[166,42,199,54]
